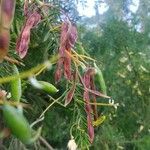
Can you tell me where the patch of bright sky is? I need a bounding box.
[129,0,139,13]
[77,0,139,17]
[77,1,95,17]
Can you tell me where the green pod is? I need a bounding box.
[94,63,107,95]
[10,64,22,102]
[30,78,59,94]
[2,104,32,144]
[38,81,59,94]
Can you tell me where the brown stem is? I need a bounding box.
[39,136,55,150]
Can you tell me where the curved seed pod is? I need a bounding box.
[2,104,32,144]
[65,83,76,106]
[10,64,22,102]
[65,71,77,106]
[94,63,107,95]
[38,81,59,94]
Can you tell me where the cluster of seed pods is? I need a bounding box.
[0,0,109,145]
[55,20,109,143]
[55,20,77,82]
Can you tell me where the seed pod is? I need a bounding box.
[92,115,106,127]
[0,29,10,61]
[30,78,59,94]
[2,104,32,144]
[1,0,16,29]
[10,64,22,102]
[87,114,94,143]
[94,63,107,95]
[0,0,16,61]
[38,81,59,94]
[65,83,76,106]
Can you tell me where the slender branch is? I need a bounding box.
[39,100,57,118]
[0,56,58,84]
[4,56,24,66]
[39,90,67,118]
[39,136,55,150]
[77,99,114,107]
[30,117,44,128]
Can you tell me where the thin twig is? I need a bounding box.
[39,100,58,118]
[30,117,44,128]
[39,136,55,150]
[4,56,24,66]
[77,99,114,107]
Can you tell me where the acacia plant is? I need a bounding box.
[0,0,118,149]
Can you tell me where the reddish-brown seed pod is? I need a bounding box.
[65,82,76,106]
[24,0,29,16]
[0,29,10,61]
[55,20,77,82]
[65,71,77,106]
[0,0,16,61]
[64,55,71,80]
[16,11,41,58]
[87,114,94,143]
[83,68,96,143]
[55,59,63,83]
[84,91,95,143]
[1,0,16,29]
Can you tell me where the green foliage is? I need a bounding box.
[0,0,150,150]
[78,1,150,149]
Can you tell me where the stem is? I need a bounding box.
[0,56,58,84]
[30,117,44,128]
[39,100,58,118]
[4,56,24,66]
[77,99,114,107]
[69,123,77,138]
[39,90,67,118]
[39,136,55,150]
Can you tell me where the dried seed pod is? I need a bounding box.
[0,0,16,61]
[87,114,94,143]
[1,0,16,29]
[0,29,10,61]
[16,11,41,58]
[83,68,96,143]
[65,83,76,106]
[55,20,78,82]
